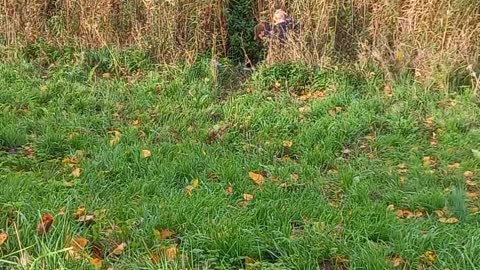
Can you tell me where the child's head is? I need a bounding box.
[273,9,288,25]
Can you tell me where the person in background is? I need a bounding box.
[254,9,299,45]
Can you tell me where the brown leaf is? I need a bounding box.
[225,185,234,194]
[36,213,54,235]
[154,229,176,240]
[433,210,445,218]
[0,232,7,246]
[142,150,151,159]
[466,191,479,200]
[90,258,102,268]
[138,130,146,138]
[66,236,88,259]
[290,173,300,182]
[248,172,264,186]
[102,73,111,79]
[59,207,66,215]
[71,168,81,178]
[164,246,178,261]
[421,251,436,265]
[111,242,126,256]
[78,215,95,226]
[438,217,459,224]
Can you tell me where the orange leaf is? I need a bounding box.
[66,236,88,259]
[112,242,126,256]
[142,149,151,158]
[438,217,459,224]
[248,172,264,186]
[90,258,102,268]
[0,232,8,246]
[390,255,403,267]
[447,163,460,170]
[132,119,141,126]
[36,213,54,235]
[71,168,81,178]
[154,229,176,240]
[164,246,178,261]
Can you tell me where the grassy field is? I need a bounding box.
[0,56,480,269]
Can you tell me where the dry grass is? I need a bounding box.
[1,0,479,86]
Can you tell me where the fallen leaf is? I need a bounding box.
[138,130,146,137]
[447,163,460,170]
[387,204,395,211]
[59,207,66,215]
[225,185,234,194]
[90,258,102,268]
[102,73,111,79]
[384,84,393,97]
[192,178,199,189]
[73,207,86,219]
[422,156,434,166]
[469,207,480,214]
[63,156,79,167]
[132,119,141,126]
[40,85,48,92]
[421,251,436,265]
[154,229,176,240]
[66,236,88,259]
[399,176,405,185]
[433,210,445,218]
[78,215,95,226]
[24,147,35,158]
[464,171,474,179]
[290,173,300,182]
[112,242,126,256]
[185,185,194,196]
[390,255,403,267]
[142,150,151,159]
[109,131,121,146]
[466,179,477,186]
[0,232,7,245]
[248,172,264,186]
[438,217,459,224]
[283,140,293,148]
[71,168,81,178]
[466,191,479,200]
[164,246,178,261]
[472,149,480,160]
[298,106,312,114]
[243,193,254,201]
[36,213,54,235]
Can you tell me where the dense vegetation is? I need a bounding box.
[0,48,479,269]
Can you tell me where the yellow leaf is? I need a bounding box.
[78,215,95,225]
[386,204,395,211]
[112,242,126,256]
[438,217,459,224]
[154,229,176,240]
[90,258,102,268]
[464,171,474,179]
[433,210,445,218]
[192,178,199,189]
[73,207,86,219]
[421,251,436,265]
[185,185,194,196]
[282,140,293,148]
[248,172,264,186]
[71,168,81,178]
[422,156,434,166]
[132,119,141,126]
[142,150,151,159]
[243,193,254,201]
[109,131,121,146]
[0,232,8,246]
[466,179,477,186]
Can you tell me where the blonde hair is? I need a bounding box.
[273,9,288,25]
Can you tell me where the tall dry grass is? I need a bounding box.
[1,0,479,87]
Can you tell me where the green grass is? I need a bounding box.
[0,57,479,270]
